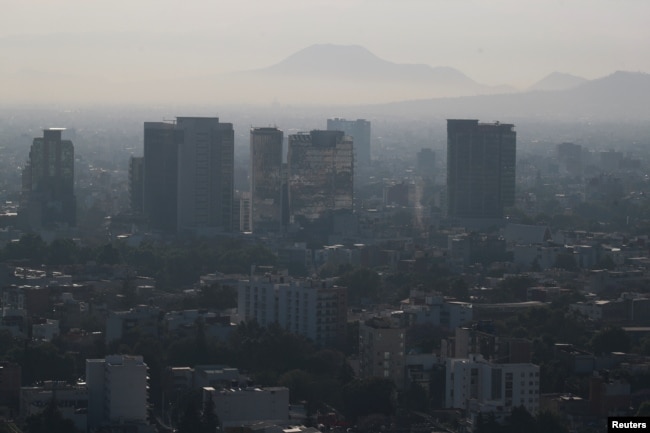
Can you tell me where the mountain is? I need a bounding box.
[528,72,588,92]
[368,71,650,121]
[227,44,514,104]
[260,44,473,84]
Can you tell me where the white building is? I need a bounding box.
[204,386,289,427]
[86,355,149,430]
[237,272,347,346]
[446,354,539,421]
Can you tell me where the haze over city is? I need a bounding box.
[2,2,650,433]
[2,0,650,104]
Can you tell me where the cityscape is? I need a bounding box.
[2,1,650,433]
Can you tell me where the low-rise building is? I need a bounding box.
[445,354,540,427]
[203,386,289,427]
[358,316,406,389]
[20,381,87,432]
[238,271,347,346]
[86,355,150,431]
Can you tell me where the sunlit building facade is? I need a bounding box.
[250,127,284,233]
[327,118,371,167]
[287,130,354,224]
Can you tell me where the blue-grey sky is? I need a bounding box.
[2,0,649,103]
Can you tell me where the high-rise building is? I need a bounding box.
[176,117,234,233]
[143,122,179,232]
[129,156,144,214]
[86,355,149,430]
[446,119,516,219]
[416,148,436,178]
[556,142,583,177]
[287,130,353,224]
[327,118,371,167]
[250,127,284,233]
[21,128,76,228]
[142,117,234,234]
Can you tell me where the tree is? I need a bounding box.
[278,369,314,403]
[591,326,631,355]
[636,400,650,416]
[337,268,381,305]
[505,406,536,433]
[554,253,577,271]
[475,411,502,433]
[201,392,220,433]
[536,410,569,433]
[24,397,80,433]
[46,238,79,265]
[95,243,121,265]
[342,377,396,420]
[177,391,202,433]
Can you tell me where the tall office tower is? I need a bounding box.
[556,142,582,175]
[446,119,516,219]
[416,148,436,178]
[176,117,234,233]
[143,122,179,232]
[86,355,149,430]
[142,117,234,234]
[250,127,284,233]
[21,128,76,228]
[287,130,354,224]
[327,118,371,166]
[128,156,144,214]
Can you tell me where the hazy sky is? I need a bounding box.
[2,0,649,102]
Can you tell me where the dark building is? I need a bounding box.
[557,142,582,176]
[416,148,436,178]
[327,118,371,167]
[142,117,234,234]
[176,117,234,233]
[447,119,516,219]
[143,122,180,233]
[129,156,144,214]
[0,362,21,408]
[250,127,284,233]
[21,128,76,228]
[288,130,354,226]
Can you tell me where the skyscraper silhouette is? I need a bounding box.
[142,117,234,234]
[176,117,234,234]
[327,118,371,167]
[21,128,76,228]
[250,127,284,233]
[447,119,516,219]
[143,122,179,233]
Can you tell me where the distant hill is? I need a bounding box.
[228,44,514,103]
[528,72,588,92]
[368,71,650,121]
[259,44,474,85]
